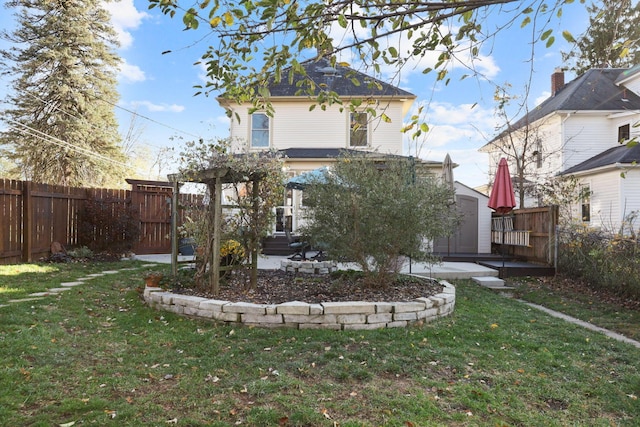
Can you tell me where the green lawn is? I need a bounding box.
[1,262,639,426]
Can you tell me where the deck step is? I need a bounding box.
[472,276,514,290]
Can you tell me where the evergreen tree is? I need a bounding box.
[562,0,640,75]
[0,0,127,187]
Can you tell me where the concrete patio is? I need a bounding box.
[134,254,499,281]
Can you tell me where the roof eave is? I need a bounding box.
[560,162,640,177]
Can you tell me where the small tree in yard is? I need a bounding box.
[178,139,285,292]
[300,154,458,288]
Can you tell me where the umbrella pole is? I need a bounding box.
[501,214,506,277]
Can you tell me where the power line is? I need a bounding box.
[5,118,129,167]
[0,74,204,140]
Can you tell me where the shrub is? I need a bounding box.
[67,246,94,259]
[78,197,140,254]
[558,223,640,300]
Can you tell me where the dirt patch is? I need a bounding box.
[172,269,444,304]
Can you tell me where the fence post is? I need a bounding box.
[22,181,33,262]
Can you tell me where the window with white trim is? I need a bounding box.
[618,123,630,143]
[350,112,368,147]
[580,183,591,222]
[251,112,270,148]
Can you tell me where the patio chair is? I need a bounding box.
[310,241,329,261]
[285,229,309,260]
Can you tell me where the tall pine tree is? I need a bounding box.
[562,0,640,75]
[0,0,126,187]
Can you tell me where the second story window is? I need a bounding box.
[618,124,630,143]
[251,112,270,148]
[350,112,368,147]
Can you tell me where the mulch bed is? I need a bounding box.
[172,269,444,305]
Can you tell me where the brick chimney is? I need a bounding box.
[551,68,565,96]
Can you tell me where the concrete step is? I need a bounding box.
[472,276,514,290]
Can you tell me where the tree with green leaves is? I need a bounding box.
[562,0,640,75]
[0,0,126,187]
[149,0,580,119]
[300,154,458,288]
[177,138,285,293]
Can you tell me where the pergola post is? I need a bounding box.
[170,179,180,277]
[210,174,223,294]
[250,177,260,288]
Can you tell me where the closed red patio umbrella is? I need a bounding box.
[488,158,516,214]
[488,158,516,275]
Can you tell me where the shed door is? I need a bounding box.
[454,195,478,253]
[433,194,478,254]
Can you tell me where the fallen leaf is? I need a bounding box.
[166,418,178,424]
[321,408,332,419]
[59,422,76,427]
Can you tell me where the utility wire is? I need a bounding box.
[5,118,129,167]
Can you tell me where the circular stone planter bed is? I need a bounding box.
[143,267,456,330]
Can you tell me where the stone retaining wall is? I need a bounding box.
[280,259,338,275]
[143,279,455,330]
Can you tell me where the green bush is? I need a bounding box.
[558,223,640,300]
[67,246,94,259]
[78,197,140,254]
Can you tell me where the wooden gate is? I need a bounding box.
[128,180,174,255]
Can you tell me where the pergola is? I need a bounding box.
[168,166,266,294]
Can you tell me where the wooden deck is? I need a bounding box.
[436,253,556,278]
[478,260,556,278]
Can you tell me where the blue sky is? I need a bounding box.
[0,0,592,187]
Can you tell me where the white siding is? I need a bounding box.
[621,76,640,98]
[227,100,406,154]
[587,171,620,231]
[562,114,618,170]
[620,168,640,232]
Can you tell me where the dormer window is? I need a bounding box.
[251,112,270,148]
[618,123,630,143]
[350,112,368,147]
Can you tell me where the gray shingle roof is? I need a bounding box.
[561,143,640,175]
[266,57,415,99]
[278,147,441,166]
[485,68,640,146]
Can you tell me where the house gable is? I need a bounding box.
[220,57,417,156]
[482,68,640,150]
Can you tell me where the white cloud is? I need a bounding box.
[118,60,146,83]
[402,101,498,186]
[535,90,551,107]
[103,0,149,50]
[328,14,501,88]
[130,100,185,113]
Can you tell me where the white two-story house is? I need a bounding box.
[217,57,420,228]
[480,66,640,233]
[217,56,492,254]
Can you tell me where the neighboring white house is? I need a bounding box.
[217,56,492,253]
[480,66,640,232]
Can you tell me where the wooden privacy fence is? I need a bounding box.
[492,205,559,265]
[0,178,202,264]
